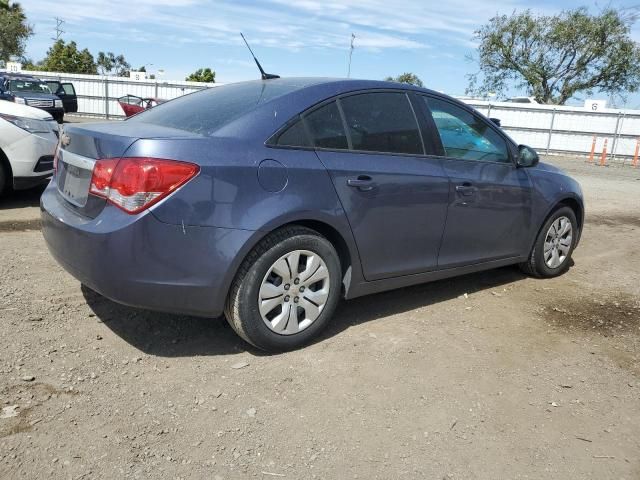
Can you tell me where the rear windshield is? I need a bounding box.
[128,81,302,135]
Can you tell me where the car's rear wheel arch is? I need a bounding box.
[220,219,355,313]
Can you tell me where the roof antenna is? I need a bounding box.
[240,32,280,80]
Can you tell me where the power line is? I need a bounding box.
[51,17,65,42]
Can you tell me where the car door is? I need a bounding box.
[61,83,78,112]
[420,95,534,268]
[302,91,450,281]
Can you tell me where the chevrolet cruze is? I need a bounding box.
[41,78,584,351]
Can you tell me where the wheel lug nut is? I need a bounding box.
[284,284,290,290]
[284,295,290,302]
[294,297,299,303]
[299,286,305,292]
[294,278,300,285]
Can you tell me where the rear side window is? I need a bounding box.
[274,118,310,147]
[425,96,510,163]
[340,92,423,155]
[304,101,348,149]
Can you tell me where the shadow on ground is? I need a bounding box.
[84,266,527,358]
[0,184,46,210]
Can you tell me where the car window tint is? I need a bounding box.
[340,92,422,155]
[275,118,310,147]
[304,101,348,149]
[425,97,510,163]
[62,84,75,95]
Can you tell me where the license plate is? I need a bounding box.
[57,157,91,207]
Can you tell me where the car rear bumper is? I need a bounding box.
[40,182,255,317]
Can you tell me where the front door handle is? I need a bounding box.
[455,183,476,196]
[347,175,374,191]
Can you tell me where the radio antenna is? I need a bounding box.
[240,33,280,80]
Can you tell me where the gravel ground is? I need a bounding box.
[0,156,639,479]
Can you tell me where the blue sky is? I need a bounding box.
[18,0,640,105]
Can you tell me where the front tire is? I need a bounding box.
[520,206,578,278]
[225,226,342,352]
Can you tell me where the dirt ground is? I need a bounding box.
[0,155,639,480]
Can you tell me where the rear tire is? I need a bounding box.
[225,226,341,352]
[520,206,578,278]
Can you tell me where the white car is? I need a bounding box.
[0,100,59,196]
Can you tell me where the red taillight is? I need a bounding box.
[89,157,199,214]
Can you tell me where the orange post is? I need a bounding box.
[633,138,640,168]
[599,138,608,166]
[588,135,597,163]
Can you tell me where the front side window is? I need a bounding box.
[340,92,423,155]
[304,101,348,150]
[425,97,510,163]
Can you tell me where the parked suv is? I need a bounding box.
[41,78,584,352]
[0,73,65,123]
[45,80,78,114]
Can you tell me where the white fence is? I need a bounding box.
[465,100,640,164]
[3,69,640,163]
[3,69,217,119]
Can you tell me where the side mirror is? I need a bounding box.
[517,145,539,168]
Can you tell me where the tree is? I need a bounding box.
[97,51,131,76]
[467,8,640,105]
[0,1,33,61]
[384,73,424,87]
[38,40,97,74]
[186,68,215,83]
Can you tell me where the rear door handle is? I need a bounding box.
[347,175,374,191]
[455,183,476,196]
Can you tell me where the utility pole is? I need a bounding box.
[52,17,65,42]
[347,33,356,78]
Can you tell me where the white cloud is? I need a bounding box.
[21,0,638,55]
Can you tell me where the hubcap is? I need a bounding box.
[544,216,573,269]
[258,250,331,335]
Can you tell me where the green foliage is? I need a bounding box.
[384,73,424,87]
[0,1,33,61]
[186,68,215,83]
[96,51,131,76]
[467,8,640,105]
[38,40,97,74]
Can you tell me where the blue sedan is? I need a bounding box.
[41,78,584,351]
